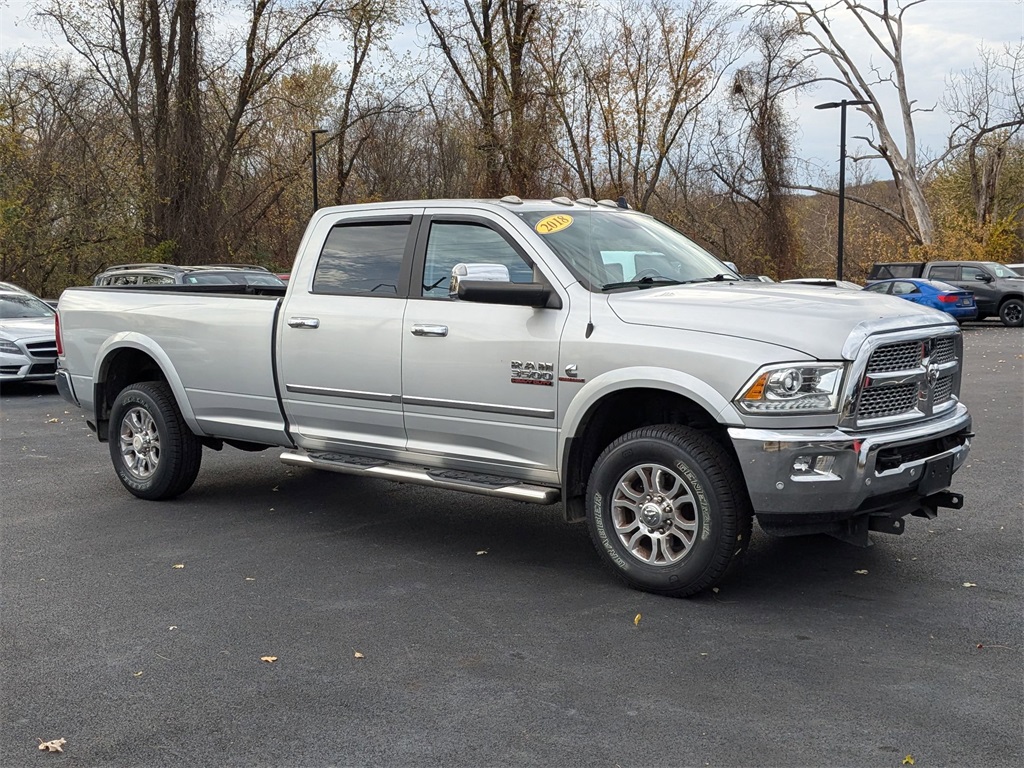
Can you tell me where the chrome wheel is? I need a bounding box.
[611,462,699,566]
[118,406,161,480]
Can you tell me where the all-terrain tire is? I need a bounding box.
[586,424,753,597]
[108,381,202,500]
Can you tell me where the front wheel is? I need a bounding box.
[586,425,753,597]
[108,381,202,500]
[998,298,1023,327]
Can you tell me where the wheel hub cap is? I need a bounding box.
[611,463,701,566]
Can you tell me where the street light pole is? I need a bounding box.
[815,99,870,282]
[310,128,328,214]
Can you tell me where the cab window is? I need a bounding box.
[421,221,533,298]
[313,221,410,296]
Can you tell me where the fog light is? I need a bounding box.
[791,455,836,478]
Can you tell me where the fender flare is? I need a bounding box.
[557,366,739,471]
[93,332,204,435]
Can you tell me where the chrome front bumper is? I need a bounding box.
[728,404,972,520]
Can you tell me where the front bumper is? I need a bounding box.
[729,403,972,522]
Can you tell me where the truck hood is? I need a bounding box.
[607,282,952,360]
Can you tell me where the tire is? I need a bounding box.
[998,298,1023,327]
[108,381,202,500]
[586,425,753,597]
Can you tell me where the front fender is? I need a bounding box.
[94,332,203,435]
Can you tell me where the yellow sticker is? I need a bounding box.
[535,214,574,235]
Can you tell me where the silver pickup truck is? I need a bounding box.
[56,198,972,596]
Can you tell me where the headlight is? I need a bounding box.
[735,363,846,414]
[0,339,21,355]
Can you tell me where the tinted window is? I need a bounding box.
[865,282,890,293]
[141,275,175,285]
[313,222,409,295]
[421,221,533,297]
[928,266,958,280]
[962,266,987,281]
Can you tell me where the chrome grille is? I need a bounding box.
[852,333,961,425]
[933,337,955,364]
[866,341,921,373]
[858,382,918,419]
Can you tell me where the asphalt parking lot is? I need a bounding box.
[1,323,1021,767]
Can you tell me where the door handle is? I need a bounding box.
[411,324,448,337]
[288,317,320,329]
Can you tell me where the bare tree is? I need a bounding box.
[767,0,939,244]
[943,43,1024,226]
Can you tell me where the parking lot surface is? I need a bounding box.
[1,324,1021,767]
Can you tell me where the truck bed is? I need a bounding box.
[58,287,290,446]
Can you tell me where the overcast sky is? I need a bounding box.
[2,0,1021,186]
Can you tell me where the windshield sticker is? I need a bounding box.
[535,214,574,235]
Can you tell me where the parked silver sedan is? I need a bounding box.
[0,288,58,383]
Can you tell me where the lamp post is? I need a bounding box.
[814,99,870,281]
[310,128,328,213]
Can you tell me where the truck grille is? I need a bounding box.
[858,382,918,419]
[852,333,961,425]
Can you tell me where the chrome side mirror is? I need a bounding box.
[449,263,511,299]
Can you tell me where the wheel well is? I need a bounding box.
[998,294,1022,308]
[561,388,738,522]
[94,348,167,441]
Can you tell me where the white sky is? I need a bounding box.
[2,0,1022,186]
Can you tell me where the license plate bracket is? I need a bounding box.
[918,454,954,496]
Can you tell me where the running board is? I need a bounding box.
[279,450,561,505]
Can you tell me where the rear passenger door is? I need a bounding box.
[279,210,420,454]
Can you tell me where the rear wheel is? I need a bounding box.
[998,298,1023,327]
[108,381,202,500]
[586,425,752,597]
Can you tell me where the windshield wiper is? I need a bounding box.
[677,274,741,284]
[601,276,685,291]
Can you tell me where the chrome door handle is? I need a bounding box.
[288,317,320,329]
[411,324,448,337]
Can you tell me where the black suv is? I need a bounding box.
[94,264,286,288]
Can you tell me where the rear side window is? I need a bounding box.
[313,221,410,296]
[928,266,958,280]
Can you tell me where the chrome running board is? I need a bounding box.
[279,450,560,505]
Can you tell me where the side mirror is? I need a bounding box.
[449,263,511,299]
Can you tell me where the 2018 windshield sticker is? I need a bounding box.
[535,214,573,235]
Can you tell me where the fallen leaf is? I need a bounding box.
[712,587,720,594]
[46,418,59,424]
[245,577,255,581]
[633,613,641,626]
[476,550,488,556]
[172,564,184,569]
[37,738,66,753]
[133,671,143,677]
[902,755,915,765]
[168,626,177,631]
[977,643,984,649]
[854,569,869,575]
[962,582,977,588]
[260,656,278,663]
[700,652,708,657]
[354,651,365,659]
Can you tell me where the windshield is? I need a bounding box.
[0,294,54,319]
[988,263,1019,278]
[515,209,737,290]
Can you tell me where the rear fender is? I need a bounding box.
[94,332,203,435]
